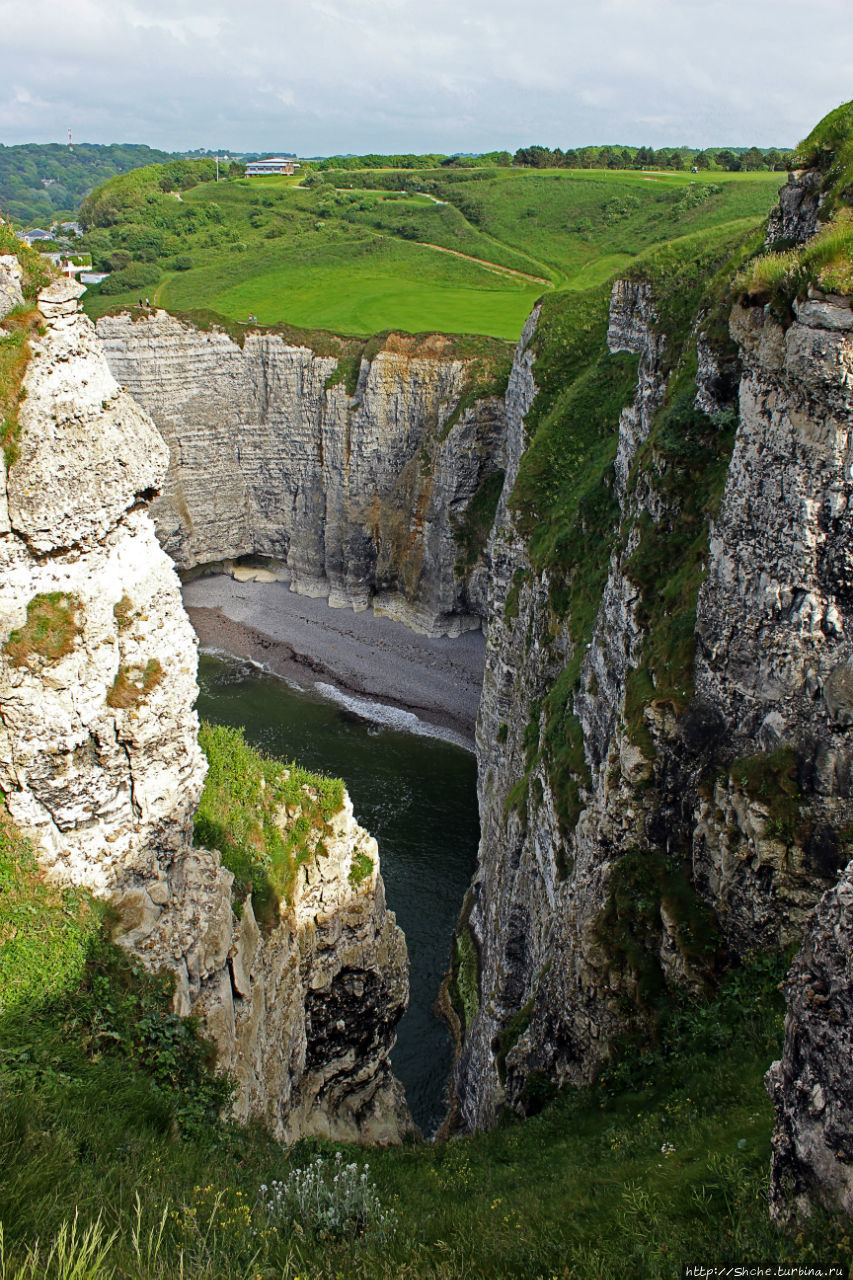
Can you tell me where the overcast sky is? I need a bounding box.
[1,0,851,155]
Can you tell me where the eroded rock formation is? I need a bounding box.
[453,239,853,1142]
[0,254,23,319]
[0,287,412,1144]
[766,872,853,1221]
[97,313,506,637]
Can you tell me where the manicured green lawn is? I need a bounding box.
[182,241,543,339]
[80,163,783,341]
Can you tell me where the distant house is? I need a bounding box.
[41,253,94,277]
[245,158,300,176]
[21,228,53,244]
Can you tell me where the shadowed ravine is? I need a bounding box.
[195,652,479,1136]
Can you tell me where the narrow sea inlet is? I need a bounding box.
[195,652,480,1136]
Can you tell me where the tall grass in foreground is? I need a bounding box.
[2,927,851,1277]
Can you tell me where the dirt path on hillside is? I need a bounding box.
[419,242,551,286]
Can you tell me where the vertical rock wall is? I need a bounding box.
[454,286,670,1129]
[0,293,412,1144]
[97,313,506,638]
[454,260,853,1139]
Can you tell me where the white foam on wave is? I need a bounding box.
[313,682,471,751]
[198,647,472,752]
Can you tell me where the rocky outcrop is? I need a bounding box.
[453,248,853,1134]
[0,288,412,1144]
[96,313,506,638]
[125,789,411,1144]
[0,294,199,882]
[766,866,853,1222]
[766,170,824,247]
[0,255,23,320]
[692,297,853,952]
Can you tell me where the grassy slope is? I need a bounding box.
[165,238,541,340]
[1,800,850,1279]
[194,721,344,923]
[79,165,781,341]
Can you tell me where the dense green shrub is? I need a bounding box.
[98,261,160,294]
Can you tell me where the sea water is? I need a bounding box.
[196,652,479,1137]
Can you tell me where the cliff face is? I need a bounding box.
[453,223,853,1137]
[96,313,506,638]
[0,254,23,318]
[0,289,412,1144]
[693,295,853,951]
[752,293,853,1218]
[454,282,671,1129]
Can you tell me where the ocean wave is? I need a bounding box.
[198,646,472,751]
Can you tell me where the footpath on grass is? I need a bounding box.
[418,242,551,285]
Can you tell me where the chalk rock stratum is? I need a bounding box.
[0,289,412,1143]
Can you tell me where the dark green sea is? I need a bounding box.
[196,652,479,1137]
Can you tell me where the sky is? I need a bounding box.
[1,0,852,156]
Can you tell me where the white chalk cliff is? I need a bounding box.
[0,280,412,1144]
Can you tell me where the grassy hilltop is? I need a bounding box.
[77,161,781,340]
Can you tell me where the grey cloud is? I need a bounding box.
[0,0,851,152]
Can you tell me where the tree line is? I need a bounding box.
[511,145,791,171]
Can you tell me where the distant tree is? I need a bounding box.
[119,223,163,255]
[716,150,742,171]
[80,227,113,268]
[740,147,766,171]
[693,150,710,170]
[513,146,554,168]
[105,249,131,271]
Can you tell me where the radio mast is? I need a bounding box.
[68,128,73,152]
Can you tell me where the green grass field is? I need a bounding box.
[79,165,782,340]
[1,791,850,1280]
[166,239,542,339]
